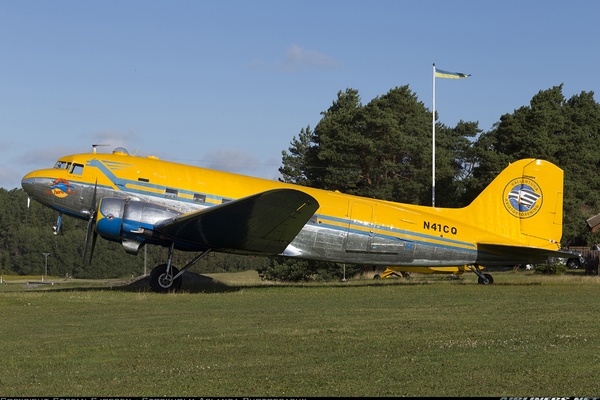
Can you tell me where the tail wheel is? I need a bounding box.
[150,264,182,293]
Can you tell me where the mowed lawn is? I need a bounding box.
[0,271,599,397]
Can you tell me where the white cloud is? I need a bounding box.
[281,45,340,72]
[201,148,262,174]
[0,166,20,190]
[248,45,341,73]
[185,148,280,181]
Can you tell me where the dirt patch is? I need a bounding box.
[121,271,234,293]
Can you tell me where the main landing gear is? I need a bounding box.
[149,264,182,293]
[149,243,212,293]
[467,264,494,285]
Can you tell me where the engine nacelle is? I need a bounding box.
[95,198,182,254]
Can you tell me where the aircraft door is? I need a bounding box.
[345,202,374,252]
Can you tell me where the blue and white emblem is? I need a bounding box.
[503,178,543,218]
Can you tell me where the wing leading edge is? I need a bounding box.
[154,188,319,255]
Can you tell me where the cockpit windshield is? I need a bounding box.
[54,160,71,170]
[53,160,83,175]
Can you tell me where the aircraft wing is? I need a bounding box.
[477,243,580,264]
[154,188,319,254]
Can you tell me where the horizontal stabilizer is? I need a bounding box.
[155,188,319,254]
[477,243,578,265]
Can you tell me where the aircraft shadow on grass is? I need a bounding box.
[33,270,529,294]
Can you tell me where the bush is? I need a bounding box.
[257,258,316,282]
[534,261,567,275]
[257,258,363,282]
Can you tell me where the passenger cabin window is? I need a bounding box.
[70,163,84,175]
[193,193,206,203]
[165,188,178,198]
[138,178,150,183]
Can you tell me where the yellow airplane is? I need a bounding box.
[21,146,574,292]
[373,265,469,280]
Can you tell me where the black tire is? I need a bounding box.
[373,274,381,280]
[477,273,494,285]
[149,264,182,293]
[566,258,580,269]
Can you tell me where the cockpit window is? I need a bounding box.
[70,163,84,175]
[54,161,71,170]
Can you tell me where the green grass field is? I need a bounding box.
[1,270,599,397]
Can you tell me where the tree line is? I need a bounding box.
[0,188,270,278]
[2,84,599,280]
[263,84,600,281]
[279,84,600,244]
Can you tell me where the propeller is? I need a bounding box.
[82,180,99,264]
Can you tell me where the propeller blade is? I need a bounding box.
[90,179,98,210]
[89,231,98,264]
[82,215,94,264]
[82,180,99,265]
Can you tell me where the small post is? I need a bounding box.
[42,252,50,278]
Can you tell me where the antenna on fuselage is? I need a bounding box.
[91,144,110,154]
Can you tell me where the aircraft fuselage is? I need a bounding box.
[21,149,566,271]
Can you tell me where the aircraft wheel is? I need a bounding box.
[150,264,182,293]
[477,273,494,285]
[373,274,381,279]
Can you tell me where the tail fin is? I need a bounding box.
[466,159,564,250]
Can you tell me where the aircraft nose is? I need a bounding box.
[21,173,36,195]
[21,174,35,193]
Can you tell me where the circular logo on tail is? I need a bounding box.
[503,178,543,218]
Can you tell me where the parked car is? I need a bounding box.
[547,253,585,269]
[552,254,585,269]
[566,255,585,269]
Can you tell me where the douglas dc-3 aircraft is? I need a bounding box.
[21,147,574,292]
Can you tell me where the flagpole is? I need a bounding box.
[430,64,469,207]
[432,63,436,207]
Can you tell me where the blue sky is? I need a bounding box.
[1,0,598,189]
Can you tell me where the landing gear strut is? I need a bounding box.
[149,243,212,293]
[467,264,494,285]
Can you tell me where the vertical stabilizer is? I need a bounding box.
[466,159,564,250]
